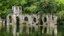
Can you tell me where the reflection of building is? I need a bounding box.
[6,6,57,36]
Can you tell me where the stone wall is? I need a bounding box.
[6,6,57,36]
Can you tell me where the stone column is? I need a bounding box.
[27,15,32,34]
[42,15,44,33]
[41,15,44,33]
[49,14,52,34]
[47,14,53,34]
[35,15,39,32]
[12,15,16,36]
[19,15,23,33]
[54,26,57,36]
[46,14,50,34]
[7,15,12,33]
[2,19,5,27]
[26,24,30,34]
[53,14,57,36]
[7,15,9,32]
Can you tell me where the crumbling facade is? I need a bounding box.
[0,6,57,36]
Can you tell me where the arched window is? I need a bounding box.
[24,16,28,21]
[44,17,47,22]
[33,17,36,22]
[9,16,12,23]
[52,16,54,20]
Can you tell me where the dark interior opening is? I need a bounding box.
[29,27,31,32]
[52,16,54,20]
[32,27,35,32]
[33,17,36,22]
[24,16,28,21]
[29,27,35,33]
[44,27,47,33]
[16,16,20,32]
[40,26,43,33]
[9,16,12,23]
[44,17,47,22]
[40,18,43,25]
[36,23,38,25]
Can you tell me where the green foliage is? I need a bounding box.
[20,0,27,6]
[24,5,37,13]
[0,0,64,14]
[0,0,64,36]
[0,26,13,36]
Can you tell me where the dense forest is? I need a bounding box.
[0,0,64,36]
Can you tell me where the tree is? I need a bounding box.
[0,0,20,18]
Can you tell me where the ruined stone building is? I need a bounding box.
[0,6,57,36]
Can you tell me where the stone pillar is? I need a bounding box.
[54,26,57,36]
[46,14,50,34]
[7,15,9,32]
[12,15,16,36]
[41,15,45,33]
[2,19,5,27]
[49,14,53,34]
[35,15,39,32]
[27,15,32,34]
[26,24,30,34]
[42,15,44,33]
[53,14,57,36]
[19,15,23,33]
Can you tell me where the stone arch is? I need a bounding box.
[24,16,28,21]
[9,16,12,23]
